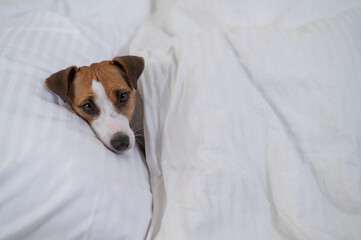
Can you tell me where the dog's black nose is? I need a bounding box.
[110,132,129,152]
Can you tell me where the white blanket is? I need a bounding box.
[130,1,361,239]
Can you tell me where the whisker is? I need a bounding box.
[133,129,143,134]
[131,122,142,129]
[131,125,143,132]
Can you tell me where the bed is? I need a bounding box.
[1,0,361,239]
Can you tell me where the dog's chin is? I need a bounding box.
[101,141,132,154]
[109,146,128,154]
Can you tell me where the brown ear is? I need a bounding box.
[45,66,78,102]
[111,56,144,90]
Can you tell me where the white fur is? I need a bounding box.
[91,80,135,152]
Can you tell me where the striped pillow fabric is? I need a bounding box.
[0,1,152,239]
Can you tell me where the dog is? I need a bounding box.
[45,56,144,153]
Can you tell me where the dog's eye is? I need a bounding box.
[81,102,96,114]
[116,91,129,105]
[119,92,129,102]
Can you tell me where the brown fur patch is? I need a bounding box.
[68,61,135,124]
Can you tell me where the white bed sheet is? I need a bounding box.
[0,1,152,239]
[130,1,361,239]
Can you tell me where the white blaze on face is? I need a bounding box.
[91,80,135,152]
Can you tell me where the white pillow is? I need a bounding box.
[134,8,361,240]
[0,2,152,239]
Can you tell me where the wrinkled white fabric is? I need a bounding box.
[130,2,361,239]
[0,1,152,239]
[2,0,361,239]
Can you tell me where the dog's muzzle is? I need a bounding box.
[110,132,130,152]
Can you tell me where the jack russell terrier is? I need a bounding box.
[45,56,144,153]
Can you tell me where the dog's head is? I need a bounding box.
[45,56,144,153]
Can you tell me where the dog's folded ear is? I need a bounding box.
[45,66,78,102]
[111,56,144,90]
